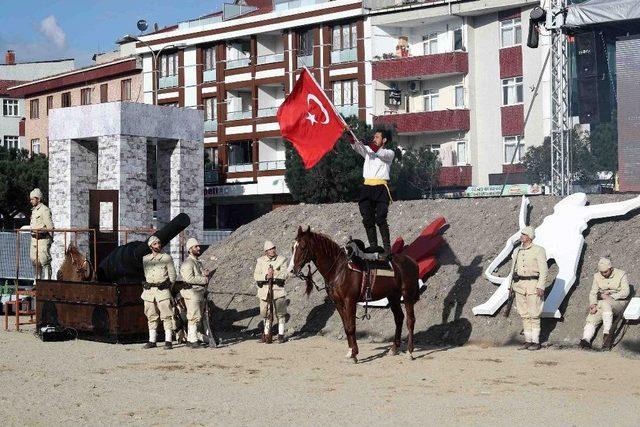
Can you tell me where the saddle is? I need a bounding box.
[345,239,394,303]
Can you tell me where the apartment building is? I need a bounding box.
[134,0,367,229]
[0,50,74,151]
[367,0,550,186]
[8,55,142,155]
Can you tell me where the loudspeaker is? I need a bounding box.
[577,76,611,124]
[575,32,611,124]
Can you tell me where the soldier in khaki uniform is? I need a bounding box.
[509,226,549,351]
[141,236,177,349]
[179,238,214,349]
[580,258,630,350]
[254,240,288,343]
[29,188,54,280]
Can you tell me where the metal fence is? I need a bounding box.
[201,230,232,247]
[0,231,35,280]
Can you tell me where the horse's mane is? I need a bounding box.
[309,231,345,260]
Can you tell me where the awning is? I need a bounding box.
[565,0,640,28]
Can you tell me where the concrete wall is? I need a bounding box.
[0,96,23,149]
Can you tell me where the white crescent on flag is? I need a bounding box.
[306,94,330,125]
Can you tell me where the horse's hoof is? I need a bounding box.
[346,350,353,358]
[407,352,415,361]
[390,346,399,356]
[351,357,358,364]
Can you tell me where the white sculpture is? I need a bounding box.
[473,193,640,319]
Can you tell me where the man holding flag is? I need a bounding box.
[277,68,394,255]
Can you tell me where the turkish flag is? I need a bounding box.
[277,69,347,169]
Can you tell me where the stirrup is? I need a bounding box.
[363,245,385,254]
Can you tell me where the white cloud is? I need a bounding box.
[39,15,66,49]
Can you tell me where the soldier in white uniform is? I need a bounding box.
[254,240,288,343]
[141,236,176,349]
[29,188,54,280]
[509,226,549,351]
[179,238,214,349]
[580,258,630,350]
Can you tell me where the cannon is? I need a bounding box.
[96,213,190,284]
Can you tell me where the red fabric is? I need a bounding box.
[368,143,380,153]
[277,69,346,169]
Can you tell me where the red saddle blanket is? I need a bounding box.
[348,262,395,302]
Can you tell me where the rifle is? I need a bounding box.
[504,288,515,317]
[265,264,275,337]
[202,268,220,348]
[172,292,188,342]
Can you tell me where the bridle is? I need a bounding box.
[292,239,342,292]
[69,250,92,278]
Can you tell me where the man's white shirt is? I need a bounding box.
[351,140,394,180]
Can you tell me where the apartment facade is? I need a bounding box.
[0,50,74,151]
[367,0,550,186]
[8,56,142,155]
[135,0,368,229]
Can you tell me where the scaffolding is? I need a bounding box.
[548,0,572,196]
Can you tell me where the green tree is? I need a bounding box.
[284,118,441,202]
[0,147,48,223]
[589,112,618,178]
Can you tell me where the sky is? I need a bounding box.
[0,0,225,67]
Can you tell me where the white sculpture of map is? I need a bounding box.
[472,193,640,319]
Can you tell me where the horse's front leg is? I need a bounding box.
[344,298,358,363]
[334,299,353,358]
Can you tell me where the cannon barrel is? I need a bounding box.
[97,213,190,284]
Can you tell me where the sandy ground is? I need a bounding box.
[1,327,639,427]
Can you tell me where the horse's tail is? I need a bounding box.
[394,254,420,304]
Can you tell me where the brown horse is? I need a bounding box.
[56,244,94,282]
[289,226,420,363]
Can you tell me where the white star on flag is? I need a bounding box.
[305,112,318,125]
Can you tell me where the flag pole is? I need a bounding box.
[302,66,360,143]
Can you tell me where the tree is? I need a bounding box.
[522,128,600,186]
[0,147,48,224]
[284,118,441,202]
[589,112,618,179]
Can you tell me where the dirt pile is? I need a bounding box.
[203,195,640,355]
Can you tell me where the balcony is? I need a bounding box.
[297,54,313,68]
[372,52,468,81]
[259,160,286,171]
[257,53,285,65]
[204,166,220,186]
[226,57,251,70]
[228,163,253,173]
[204,119,218,133]
[257,106,281,117]
[203,69,216,82]
[275,0,327,12]
[158,75,178,89]
[331,48,357,64]
[438,165,472,188]
[374,109,470,134]
[227,109,252,121]
[336,104,358,118]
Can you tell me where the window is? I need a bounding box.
[333,80,358,117]
[204,97,217,121]
[504,136,524,163]
[205,147,219,167]
[298,30,313,56]
[456,141,467,165]
[332,23,357,51]
[500,18,522,48]
[121,79,132,101]
[160,52,178,77]
[100,84,108,103]
[455,85,465,108]
[30,99,39,119]
[3,135,19,150]
[502,76,523,105]
[3,99,19,116]
[228,140,252,168]
[81,88,91,105]
[422,88,439,111]
[46,96,53,115]
[61,92,71,108]
[453,27,464,51]
[422,33,438,55]
[31,138,40,154]
[204,46,216,71]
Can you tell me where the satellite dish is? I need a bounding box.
[137,19,148,32]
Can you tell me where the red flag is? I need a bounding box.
[277,69,347,169]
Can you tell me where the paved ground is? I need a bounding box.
[2,327,639,426]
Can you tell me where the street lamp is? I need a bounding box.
[119,32,186,105]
